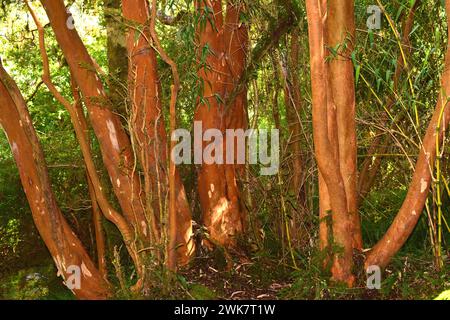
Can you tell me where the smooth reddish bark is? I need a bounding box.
[224,0,249,232]
[195,0,248,248]
[306,0,355,286]
[40,0,150,242]
[122,0,194,265]
[326,0,362,251]
[0,62,110,299]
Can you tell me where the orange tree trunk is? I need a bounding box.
[224,0,249,232]
[40,0,150,243]
[121,0,194,264]
[318,70,343,266]
[306,0,355,286]
[366,0,450,269]
[195,0,248,248]
[0,61,109,299]
[325,0,362,251]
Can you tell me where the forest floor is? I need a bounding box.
[173,248,449,300]
[180,255,292,300]
[0,245,448,300]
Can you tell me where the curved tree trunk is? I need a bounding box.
[365,0,450,269]
[40,0,150,243]
[71,79,107,278]
[0,61,110,299]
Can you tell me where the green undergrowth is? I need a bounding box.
[0,262,75,300]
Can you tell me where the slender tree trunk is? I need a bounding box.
[148,0,191,270]
[88,176,107,277]
[366,0,450,269]
[0,61,110,299]
[72,78,107,278]
[284,30,305,202]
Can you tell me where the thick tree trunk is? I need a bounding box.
[40,0,150,243]
[121,0,194,265]
[325,0,362,251]
[366,0,450,269]
[318,68,343,266]
[224,0,249,232]
[306,0,355,286]
[195,0,247,248]
[0,61,110,299]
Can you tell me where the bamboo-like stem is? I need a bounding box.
[434,91,446,269]
[358,0,421,202]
